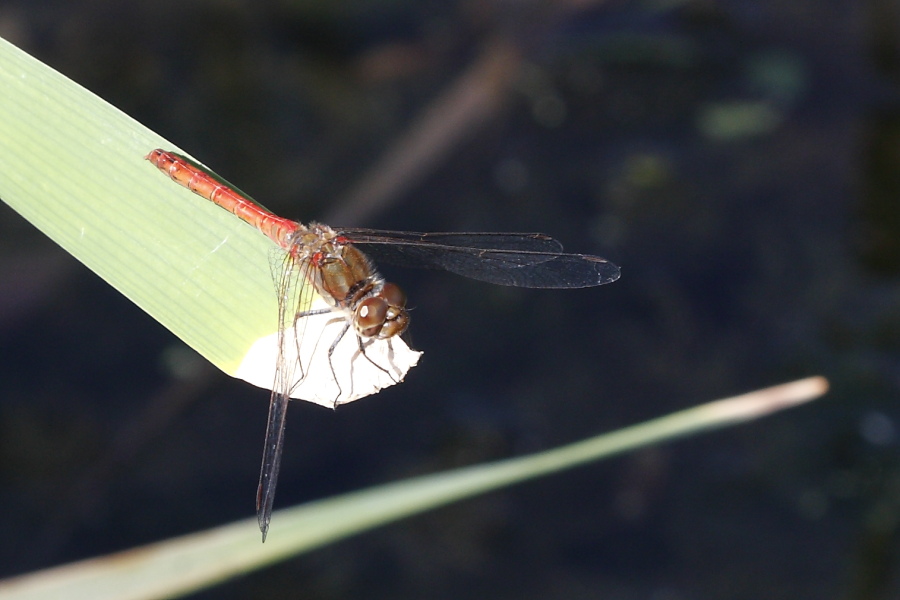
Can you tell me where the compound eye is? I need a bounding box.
[380,282,407,309]
[355,297,388,338]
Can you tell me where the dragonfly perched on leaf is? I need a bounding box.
[147,149,620,541]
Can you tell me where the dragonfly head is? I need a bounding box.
[354,282,409,339]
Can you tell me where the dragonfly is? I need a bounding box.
[146,149,620,541]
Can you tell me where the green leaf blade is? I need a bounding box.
[0,36,277,375]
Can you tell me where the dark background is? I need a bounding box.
[1,0,899,598]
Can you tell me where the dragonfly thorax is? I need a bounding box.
[303,231,410,340]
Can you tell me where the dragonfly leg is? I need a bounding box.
[356,336,401,383]
[291,307,337,382]
[325,320,352,408]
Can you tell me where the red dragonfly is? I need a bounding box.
[146,149,620,541]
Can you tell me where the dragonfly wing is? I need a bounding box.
[347,240,620,289]
[256,390,289,542]
[413,248,621,288]
[255,249,314,541]
[340,229,618,288]
[339,230,565,254]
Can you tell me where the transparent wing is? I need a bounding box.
[339,229,620,289]
[256,249,317,541]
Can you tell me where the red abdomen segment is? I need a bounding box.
[146,149,299,250]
